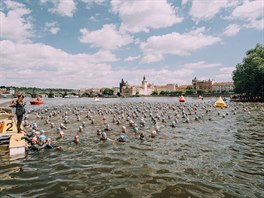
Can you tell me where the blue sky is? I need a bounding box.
[0,0,263,89]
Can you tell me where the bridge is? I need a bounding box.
[14,87,101,98]
[14,88,80,98]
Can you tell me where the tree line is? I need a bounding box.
[232,44,264,101]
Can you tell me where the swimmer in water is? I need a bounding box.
[100,132,108,141]
[121,126,126,133]
[56,130,64,140]
[150,131,156,138]
[98,131,113,142]
[60,123,67,130]
[97,129,102,136]
[71,135,80,144]
[139,133,145,141]
[117,135,126,143]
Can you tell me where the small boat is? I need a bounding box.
[214,96,227,108]
[94,97,101,102]
[64,95,79,98]
[179,96,185,103]
[0,108,26,157]
[30,100,44,105]
[30,96,44,105]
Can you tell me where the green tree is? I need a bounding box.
[186,86,194,95]
[103,88,114,95]
[159,91,166,95]
[151,91,158,95]
[233,44,264,97]
[197,90,204,95]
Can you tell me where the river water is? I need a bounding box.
[0,97,263,198]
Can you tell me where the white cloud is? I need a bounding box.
[232,0,263,21]
[189,0,239,21]
[40,0,76,17]
[184,61,222,69]
[44,21,60,34]
[124,55,140,62]
[215,67,235,80]
[80,24,133,50]
[0,0,33,42]
[244,18,264,30]
[232,0,264,30]
[140,27,221,63]
[81,0,106,5]
[0,40,118,88]
[181,0,189,5]
[223,24,241,36]
[111,0,183,33]
[0,40,195,88]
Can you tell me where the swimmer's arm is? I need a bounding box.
[94,139,101,143]
[21,136,33,144]
[9,100,16,107]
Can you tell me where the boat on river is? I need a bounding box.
[179,96,185,103]
[30,96,44,105]
[94,97,101,102]
[30,100,44,105]
[64,95,79,98]
[0,108,26,156]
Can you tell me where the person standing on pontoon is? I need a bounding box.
[10,94,26,133]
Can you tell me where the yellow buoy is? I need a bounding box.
[214,96,227,108]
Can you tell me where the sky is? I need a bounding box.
[0,0,263,89]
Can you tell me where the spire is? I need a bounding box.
[143,75,146,81]
[121,78,125,83]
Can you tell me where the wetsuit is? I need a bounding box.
[12,101,25,133]
[30,143,48,151]
[30,143,59,151]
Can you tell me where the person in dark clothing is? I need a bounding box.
[10,94,26,133]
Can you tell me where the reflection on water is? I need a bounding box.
[0,97,263,198]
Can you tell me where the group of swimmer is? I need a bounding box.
[12,96,260,153]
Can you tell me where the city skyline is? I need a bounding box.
[0,0,263,89]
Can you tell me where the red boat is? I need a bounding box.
[179,96,185,103]
[30,96,44,105]
[30,101,44,105]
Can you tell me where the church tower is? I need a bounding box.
[142,75,147,95]
[120,78,126,93]
[192,77,197,93]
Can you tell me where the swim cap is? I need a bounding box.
[118,135,126,142]
[40,129,45,133]
[140,133,144,137]
[46,137,51,141]
[39,135,46,141]
[102,132,107,137]
[151,131,156,137]
[31,129,36,133]
[57,127,61,130]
